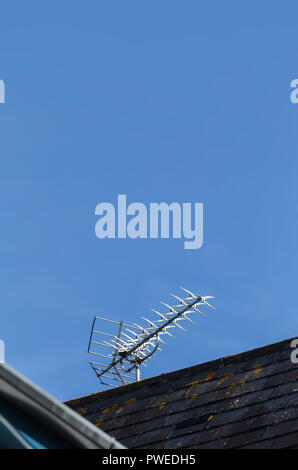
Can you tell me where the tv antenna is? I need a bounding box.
[88,287,215,388]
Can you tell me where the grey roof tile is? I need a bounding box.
[66,337,298,449]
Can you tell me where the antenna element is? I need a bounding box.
[88,287,215,388]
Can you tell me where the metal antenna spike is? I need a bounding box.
[132,323,149,333]
[179,286,199,299]
[173,319,187,331]
[107,338,126,350]
[160,301,178,313]
[126,329,139,338]
[151,309,169,322]
[182,313,196,324]
[163,328,176,339]
[121,331,138,342]
[170,293,188,305]
[192,305,207,316]
[158,336,168,345]
[102,340,118,349]
[202,299,216,310]
[141,316,160,330]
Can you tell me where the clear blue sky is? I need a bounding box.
[0,2,297,401]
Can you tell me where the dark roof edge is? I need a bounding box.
[0,363,125,448]
[66,336,296,405]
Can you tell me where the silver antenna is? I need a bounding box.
[88,287,215,388]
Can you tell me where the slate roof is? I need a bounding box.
[66,337,298,449]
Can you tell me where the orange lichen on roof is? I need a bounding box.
[186,380,199,387]
[190,393,199,399]
[115,407,124,414]
[150,401,167,410]
[254,367,262,375]
[124,398,136,405]
[225,379,246,394]
[217,373,234,387]
[204,371,216,382]
[208,415,214,422]
[76,407,87,416]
